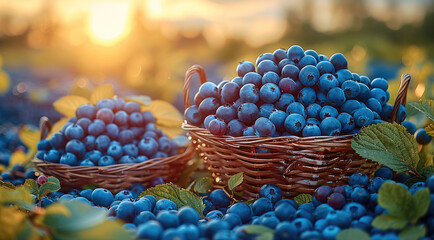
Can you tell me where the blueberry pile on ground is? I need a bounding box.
[36,97,180,166]
[185,45,407,137]
[22,166,434,240]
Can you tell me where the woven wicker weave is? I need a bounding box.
[183,65,411,200]
[33,117,195,193]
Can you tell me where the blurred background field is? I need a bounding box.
[0,0,432,127]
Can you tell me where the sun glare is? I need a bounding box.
[89,2,130,46]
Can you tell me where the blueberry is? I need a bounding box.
[206,210,224,220]
[65,139,85,159]
[226,202,252,223]
[257,60,279,76]
[284,113,306,135]
[349,172,369,187]
[239,84,259,103]
[243,126,255,136]
[409,182,426,194]
[114,110,129,126]
[254,117,276,137]
[380,104,393,121]
[226,119,245,137]
[107,144,123,160]
[320,117,341,136]
[91,188,114,207]
[238,103,259,125]
[292,218,313,235]
[231,77,243,88]
[76,104,97,119]
[286,102,306,118]
[220,82,240,104]
[208,189,231,209]
[259,184,282,204]
[316,91,327,105]
[316,61,335,75]
[322,225,341,240]
[208,118,227,136]
[330,53,348,71]
[113,97,126,111]
[302,124,321,137]
[401,121,417,135]
[86,150,102,164]
[199,97,220,117]
[138,137,158,157]
[184,105,203,127]
[216,105,237,124]
[351,187,370,204]
[326,87,346,107]
[299,65,320,87]
[262,72,280,85]
[370,88,387,106]
[80,159,95,166]
[177,206,200,225]
[88,119,106,136]
[137,220,163,240]
[278,77,298,94]
[49,132,66,149]
[256,53,276,65]
[204,220,230,238]
[156,210,180,229]
[98,155,115,166]
[374,167,393,180]
[222,213,242,229]
[397,105,407,123]
[274,221,297,240]
[337,113,355,133]
[353,107,374,127]
[259,104,275,118]
[122,144,138,157]
[154,199,177,215]
[318,74,338,92]
[327,193,346,210]
[236,61,255,77]
[370,78,389,91]
[269,110,288,131]
[297,55,317,69]
[341,80,360,99]
[273,48,288,63]
[365,98,382,115]
[287,45,305,64]
[44,149,61,163]
[335,69,352,86]
[281,64,300,81]
[260,83,281,103]
[343,202,367,220]
[177,224,200,240]
[296,87,316,107]
[242,72,262,86]
[275,93,295,111]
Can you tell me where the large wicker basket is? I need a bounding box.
[33,117,195,193]
[182,65,411,200]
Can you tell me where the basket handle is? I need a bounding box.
[39,116,52,140]
[390,74,411,123]
[184,65,208,108]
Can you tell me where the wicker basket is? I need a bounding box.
[182,65,411,200]
[33,117,195,193]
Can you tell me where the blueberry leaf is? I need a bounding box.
[407,100,434,121]
[228,172,244,191]
[0,186,34,210]
[36,200,107,232]
[39,182,60,198]
[351,122,420,172]
[243,225,274,238]
[411,188,430,224]
[24,179,39,196]
[0,180,16,190]
[192,177,213,194]
[294,194,312,206]
[372,214,408,230]
[18,124,40,151]
[140,183,205,218]
[426,122,434,137]
[336,229,370,240]
[420,165,434,178]
[398,225,427,240]
[53,95,89,117]
[404,176,426,187]
[89,84,114,105]
[377,182,412,219]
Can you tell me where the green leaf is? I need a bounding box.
[243,225,275,237]
[47,176,61,186]
[407,100,434,121]
[294,194,312,206]
[140,183,205,218]
[336,228,370,240]
[0,206,33,240]
[411,188,430,223]
[372,214,408,230]
[0,180,16,190]
[378,182,413,219]
[51,219,135,240]
[352,122,420,172]
[426,122,434,137]
[37,200,107,232]
[39,182,61,197]
[24,179,39,196]
[399,225,427,240]
[420,165,434,177]
[228,172,244,191]
[187,177,213,194]
[0,186,34,210]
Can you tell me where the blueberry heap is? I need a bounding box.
[33,168,434,240]
[36,97,179,166]
[185,45,407,137]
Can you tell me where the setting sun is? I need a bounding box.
[89,1,130,46]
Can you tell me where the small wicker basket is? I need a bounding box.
[183,65,411,200]
[33,117,195,193]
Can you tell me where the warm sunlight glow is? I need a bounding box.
[89,2,130,46]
